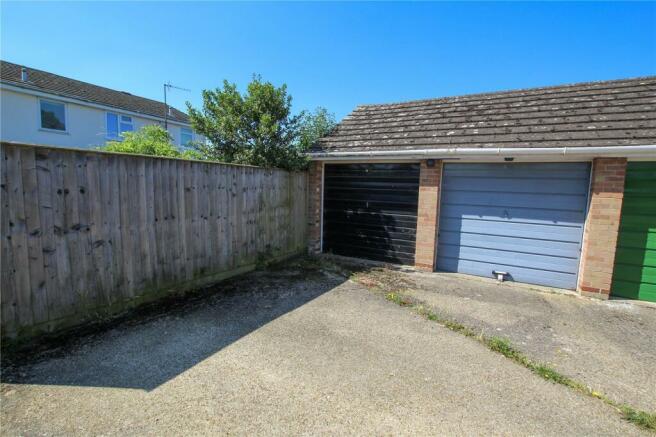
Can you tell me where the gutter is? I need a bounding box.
[309,145,656,161]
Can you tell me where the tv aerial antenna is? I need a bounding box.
[163,81,191,129]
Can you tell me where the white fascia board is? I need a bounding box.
[0,82,191,128]
[309,145,656,162]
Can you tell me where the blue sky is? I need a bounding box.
[2,2,655,120]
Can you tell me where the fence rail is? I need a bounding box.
[1,143,308,339]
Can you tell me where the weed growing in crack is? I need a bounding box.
[486,336,519,358]
[385,292,414,307]
[375,280,656,432]
[618,406,656,431]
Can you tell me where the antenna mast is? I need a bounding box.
[163,82,191,130]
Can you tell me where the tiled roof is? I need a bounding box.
[315,76,656,153]
[0,60,189,124]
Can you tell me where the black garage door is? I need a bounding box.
[322,163,420,265]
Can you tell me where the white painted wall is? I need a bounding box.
[0,87,202,149]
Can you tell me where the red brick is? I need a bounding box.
[414,160,442,269]
[307,162,323,254]
[577,158,626,299]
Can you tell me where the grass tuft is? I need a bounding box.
[531,364,573,386]
[486,336,516,358]
[619,406,656,431]
[375,282,656,433]
[385,292,413,307]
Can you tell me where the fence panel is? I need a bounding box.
[1,143,308,339]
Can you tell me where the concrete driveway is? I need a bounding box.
[0,258,650,436]
[397,268,656,413]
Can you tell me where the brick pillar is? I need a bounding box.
[415,160,442,271]
[577,158,627,299]
[307,161,323,254]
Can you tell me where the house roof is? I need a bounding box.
[314,76,656,154]
[0,60,189,124]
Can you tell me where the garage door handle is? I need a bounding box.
[493,270,509,282]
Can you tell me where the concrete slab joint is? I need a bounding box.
[414,160,443,271]
[577,157,628,299]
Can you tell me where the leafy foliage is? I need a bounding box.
[187,76,335,170]
[298,107,336,152]
[294,106,337,167]
[102,125,200,159]
[103,125,180,156]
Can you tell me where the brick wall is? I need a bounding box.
[414,160,442,271]
[577,158,627,299]
[307,161,323,254]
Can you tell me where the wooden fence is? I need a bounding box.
[1,143,308,339]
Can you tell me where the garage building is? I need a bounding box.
[309,77,656,302]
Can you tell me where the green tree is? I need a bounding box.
[188,75,334,171]
[102,125,200,159]
[281,107,337,170]
[298,107,336,151]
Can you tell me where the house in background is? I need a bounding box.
[0,60,203,149]
[309,77,656,302]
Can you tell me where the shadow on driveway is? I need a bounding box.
[1,260,348,391]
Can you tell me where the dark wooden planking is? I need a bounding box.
[75,152,101,307]
[106,154,124,297]
[1,143,308,339]
[175,159,188,280]
[322,163,419,265]
[324,210,417,229]
[118,155,135,296]
[6,146,34,327]
[144,158,158,286]
[322,242,415,264]
[85,152,109,304]
[64,152,84,305]
[1,145,18,333]
[20,147,49,324]
[153,158,165,284]
[161,158,175,282]
[49,149,75,318]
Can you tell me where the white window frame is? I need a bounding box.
[106,112,134,140]
[180,127,193,147]
[38,98,68,133]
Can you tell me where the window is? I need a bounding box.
[120,115,133,133]
[106,112,134,139]
[180,127,193,147]
[40,99,66,131]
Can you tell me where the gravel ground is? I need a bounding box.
[397,269,656,413]
[0,260,649,436]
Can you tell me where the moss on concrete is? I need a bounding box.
[2,250,304,347]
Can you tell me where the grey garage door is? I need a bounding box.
[437,163,590,289]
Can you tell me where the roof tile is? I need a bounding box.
[1,60,189,124]
[315,77,656,153]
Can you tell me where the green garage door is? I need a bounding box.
[611,162,656,302]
